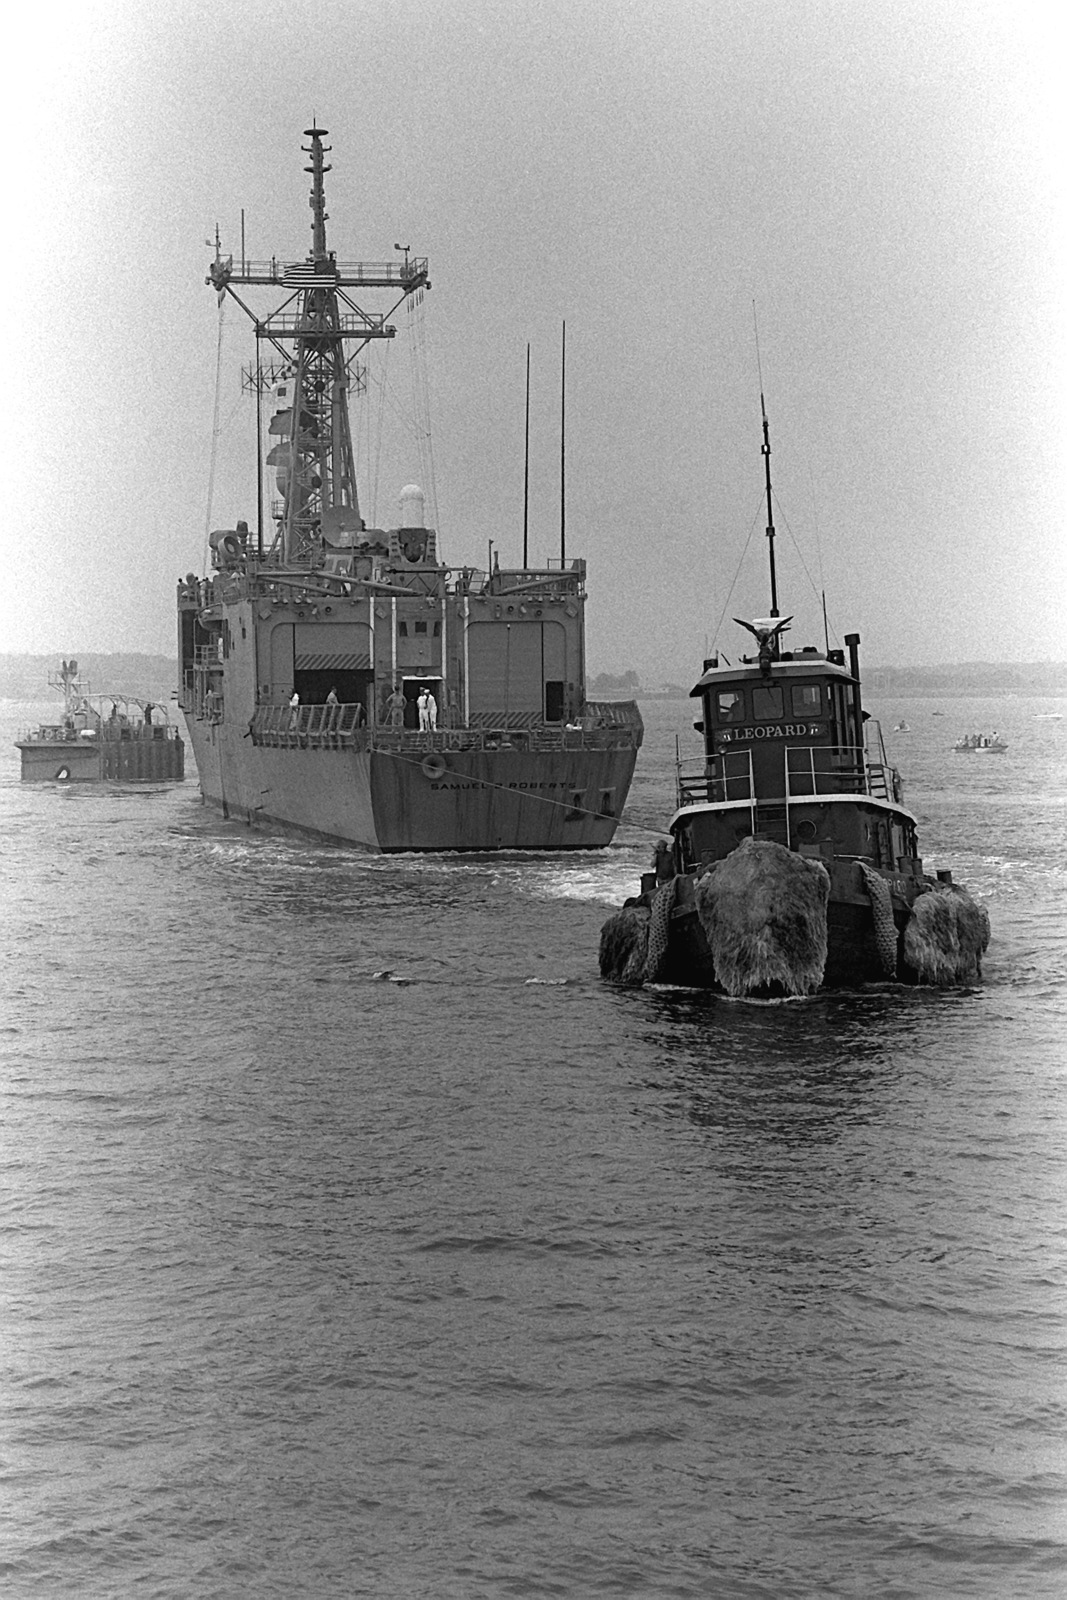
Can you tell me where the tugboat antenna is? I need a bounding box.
[752,305,779,618]
[523,342,531,566]
[761,391,780,618]
[560,321,566,566]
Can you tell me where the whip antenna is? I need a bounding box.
[559,320,566,565]
[523,342,531,566]
[753,303,779,617]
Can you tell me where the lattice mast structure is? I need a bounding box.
[207,124,430,565]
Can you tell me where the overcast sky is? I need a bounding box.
[1,0,1062,677]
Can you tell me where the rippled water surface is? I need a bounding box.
[1,695,1065,1597]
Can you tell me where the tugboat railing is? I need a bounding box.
[677,749,755,806]
[676,744,895,809]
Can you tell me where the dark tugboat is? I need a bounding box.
[600,399,989,996]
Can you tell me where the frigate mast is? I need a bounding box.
[207,123,430,565]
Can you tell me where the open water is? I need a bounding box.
[1,693,1065,1598]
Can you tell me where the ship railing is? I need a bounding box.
[787,744,901,802]
[674,742,901,848]
[785,744,867,798]
[372,726,639,752]
[676,749,756,809]
[859,719,905,802]
[17,723,77,744]
[249,703,642,752]
[17,721,180,744]
[252,703,369,749]
[583,699,643,730]
[262,311,395,336]
[228,257,429,286]
[97,721,180,742]
[864,760,904,803]
[677,745,875,807]
[865,762,891,800]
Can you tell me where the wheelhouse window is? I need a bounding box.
[791,685,822,717]
[751,684,784,720]
[716,689,745,722]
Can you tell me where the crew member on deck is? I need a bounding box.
[386,686,406,728]
[418,688,437,731]
[653,839,676,883]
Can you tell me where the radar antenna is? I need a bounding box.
[305,122,331,261]
[205,126,431,566]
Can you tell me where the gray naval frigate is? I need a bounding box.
[178,125,641,850]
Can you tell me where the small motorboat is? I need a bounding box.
[953,732,1007,754]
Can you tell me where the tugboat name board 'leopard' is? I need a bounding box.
[16,660,184,783]
[600,400,989,996]
[179,126,641,851]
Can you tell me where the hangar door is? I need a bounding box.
[466,620,567,719]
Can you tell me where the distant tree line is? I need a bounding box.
[589,669,640,694]
[587,661,1067,699]
[589,669,691,698]
[0,652,179,702]
[864,661,1067,696]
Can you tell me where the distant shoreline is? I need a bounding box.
[4,652,1066,704]
[628,685,1067,701]
[592,664,1067,701]
[0,653,179,702]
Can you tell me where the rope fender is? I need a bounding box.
[860,864,899,978]
[645,876,680,983]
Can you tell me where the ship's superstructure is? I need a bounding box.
[179,127,641,849]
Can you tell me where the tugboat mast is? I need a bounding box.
[760,391,780,619]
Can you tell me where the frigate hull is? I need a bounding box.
[185,717,638,851]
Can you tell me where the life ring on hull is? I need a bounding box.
[421,752,448,780]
